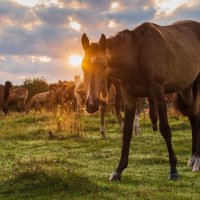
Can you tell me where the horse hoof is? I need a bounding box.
[187,155,196,168]
[109,172,121,181]
[192,167,200,172]
[168,173,179,180]
[192,157,200,172]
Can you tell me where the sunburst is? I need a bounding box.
[68,55,82,67]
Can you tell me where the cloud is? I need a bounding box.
[0,0,199,84]
[172,1,200,20]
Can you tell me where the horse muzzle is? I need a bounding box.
[86,98,100,113]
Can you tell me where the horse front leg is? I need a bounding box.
[156,95,178,179]
[100,101,106,139]
[114,100,124,133]
[109,95,136,181]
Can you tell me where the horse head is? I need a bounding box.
[81,33,108,113]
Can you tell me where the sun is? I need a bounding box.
[68,55,82,67]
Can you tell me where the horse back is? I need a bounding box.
[121,21,200,94]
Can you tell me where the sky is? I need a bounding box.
[0,0,199,85]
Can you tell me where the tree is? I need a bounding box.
[23,77,49,101]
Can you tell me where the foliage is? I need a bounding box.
[0,111,200,199]
[23,77,49,101]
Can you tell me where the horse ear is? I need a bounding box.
[99,34,107,51]
[81,33,90,50]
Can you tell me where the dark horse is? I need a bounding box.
[1,81,12,115]
[81,20,200,180]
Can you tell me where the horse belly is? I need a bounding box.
[164,81,190,93]
[163,66,200,93]
[122,81,149,97]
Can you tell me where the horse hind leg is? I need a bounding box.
[148,97,158,131]
[192,79,200,172]
[114,99,124,133]
[174,86,197,117]
[192,95,200,172]
[157,102,178,179]
[151,84,178,180]
[174,84,200,171]
[187,115,197,168]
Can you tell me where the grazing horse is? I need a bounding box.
[27,91,51,113]
[0,81,12,115]
[74,75,86,112]
[8,87,28,112]
[81,20,200,180]
[49,83,76,113]
[64,82,76,112]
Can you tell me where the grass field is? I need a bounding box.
[0,110,200,200]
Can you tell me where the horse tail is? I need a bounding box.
[174,77,200,117]
[2,81,12,114]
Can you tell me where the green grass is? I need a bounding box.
[0,110,200,200]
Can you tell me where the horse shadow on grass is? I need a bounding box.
[1,164,196,199]
[0,161,176,200]
[0,169,119,200]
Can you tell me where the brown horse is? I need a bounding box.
[49,83,77,113]
[27,91,51,113]
[81,20,200,180]
[8,87,28,112]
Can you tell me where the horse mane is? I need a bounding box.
[107,22,163,50]
[107,29,131,49]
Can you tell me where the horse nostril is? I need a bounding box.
[86,97,100,113]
